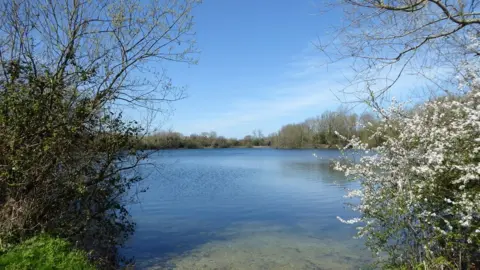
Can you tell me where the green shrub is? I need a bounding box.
[0,235,96,270]
[335,88,480,268]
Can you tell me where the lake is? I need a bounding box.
[123,149,371,269]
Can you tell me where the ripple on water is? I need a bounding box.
[124,149,371,269]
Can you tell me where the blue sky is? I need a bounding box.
[140,1,415,138]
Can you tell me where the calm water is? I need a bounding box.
[123,149,371,269]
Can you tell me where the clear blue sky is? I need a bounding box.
[142,1,412,138]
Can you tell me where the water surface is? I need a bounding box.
[124,149,370,269]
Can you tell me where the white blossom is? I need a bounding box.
[336,216,362,224]
[334,70,480,266]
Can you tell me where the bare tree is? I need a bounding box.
[0,0,199,267]
[252,129,264,139]
[0,0,199,110]
[317,0,480,105]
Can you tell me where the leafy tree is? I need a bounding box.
[0,0,199,267]
[270,108,372,149]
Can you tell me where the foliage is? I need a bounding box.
[334,81,480,268]
[138,130,266,149]
[0,61,145,267]
[324,2,480,268]
[0,0,198,268]
[0,235,95,270]
[270,109,381,149]
[139,108,381,150]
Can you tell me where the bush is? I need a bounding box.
[0,0,198,267]
[335,85,480,268]
[0,70,144,266]
[0,235,96,270]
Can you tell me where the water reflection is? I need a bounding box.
[124,149,370,269]
[279,160,351,185]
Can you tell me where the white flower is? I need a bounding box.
[336,216,362,224]
[334,77,480,264]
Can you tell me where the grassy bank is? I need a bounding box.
[0,235,96,270]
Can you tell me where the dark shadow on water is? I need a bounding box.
[124,219,372,269]
[123,228,230,268]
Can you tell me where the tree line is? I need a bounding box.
[138,130,269,149]
[269,109,381,149]
[139,108,382,149]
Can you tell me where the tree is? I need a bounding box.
[214,136,229,148]
[276,123,309,148]
[321,4,480,266]
[242,135,253,147]
[334,67,480,268]
[357,112,380,147]
[319,0,480,105]
[0,0,199,267]
[252,129,265,146]
[269,108,372,149]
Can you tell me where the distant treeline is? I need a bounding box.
[270,109,382,149]
[139,108,382,150]
[139,131,260,149]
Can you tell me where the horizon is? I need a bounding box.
[126,0,438,139]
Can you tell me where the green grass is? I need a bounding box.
[0,235,95,270]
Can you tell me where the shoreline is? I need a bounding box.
[138,145,339,151]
